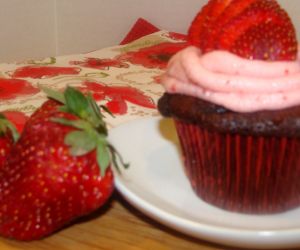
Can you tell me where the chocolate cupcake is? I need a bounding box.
[158,0,300,214]
[159,93,300,213]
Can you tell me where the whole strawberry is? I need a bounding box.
[0,114,19,170]
[188,0,298,61]
[0,87,127,240]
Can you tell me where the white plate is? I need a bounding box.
[109,117,300,249]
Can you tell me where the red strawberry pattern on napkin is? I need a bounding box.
[0,78,39,100]
[117,42,187,69]
[70,58,130,70]
[12,66,81,79]
[79,81,156,115]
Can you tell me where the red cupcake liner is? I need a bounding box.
[175,119,300,214]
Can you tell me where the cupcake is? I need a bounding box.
[158,0,300,214]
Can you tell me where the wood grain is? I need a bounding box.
[0,192,296,250]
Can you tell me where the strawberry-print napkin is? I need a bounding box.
[0,19,187,130]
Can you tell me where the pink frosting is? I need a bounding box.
[162,46,300,112]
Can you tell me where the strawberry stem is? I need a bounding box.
[108,144,130,173]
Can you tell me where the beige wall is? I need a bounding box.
[0,0,298,63]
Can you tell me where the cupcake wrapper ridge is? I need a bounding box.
[175,119,300,214]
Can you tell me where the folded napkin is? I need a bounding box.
[0,18,187,129]
[120,18,160,45]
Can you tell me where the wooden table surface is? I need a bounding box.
[0,191,297,250]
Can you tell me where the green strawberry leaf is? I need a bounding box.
[87,94,104,118]
[65,130,97,156]
[96,141,110,176]
[39,85,66,104]
[58,105,70,113]
[64,87,89,119]
[86,94,105,129]
[5,121,20,142]
[51,117,92,130]
[0,114,19,142]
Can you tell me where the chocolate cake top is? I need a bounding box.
[158,93,300,138]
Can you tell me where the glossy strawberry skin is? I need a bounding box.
[188,0,232,52]
[0,134,13,170]
[0,115,18,170]
[188,0,298,61]
[0,102,114,240]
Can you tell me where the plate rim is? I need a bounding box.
[114,174,300,249]
[110,117,300,249]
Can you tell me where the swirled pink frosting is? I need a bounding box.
[162,46,300,112]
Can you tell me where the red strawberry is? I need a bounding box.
[188,0,232,51]
[0,114,19,169]
[0,87,128,240]
[188,0,298,61]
